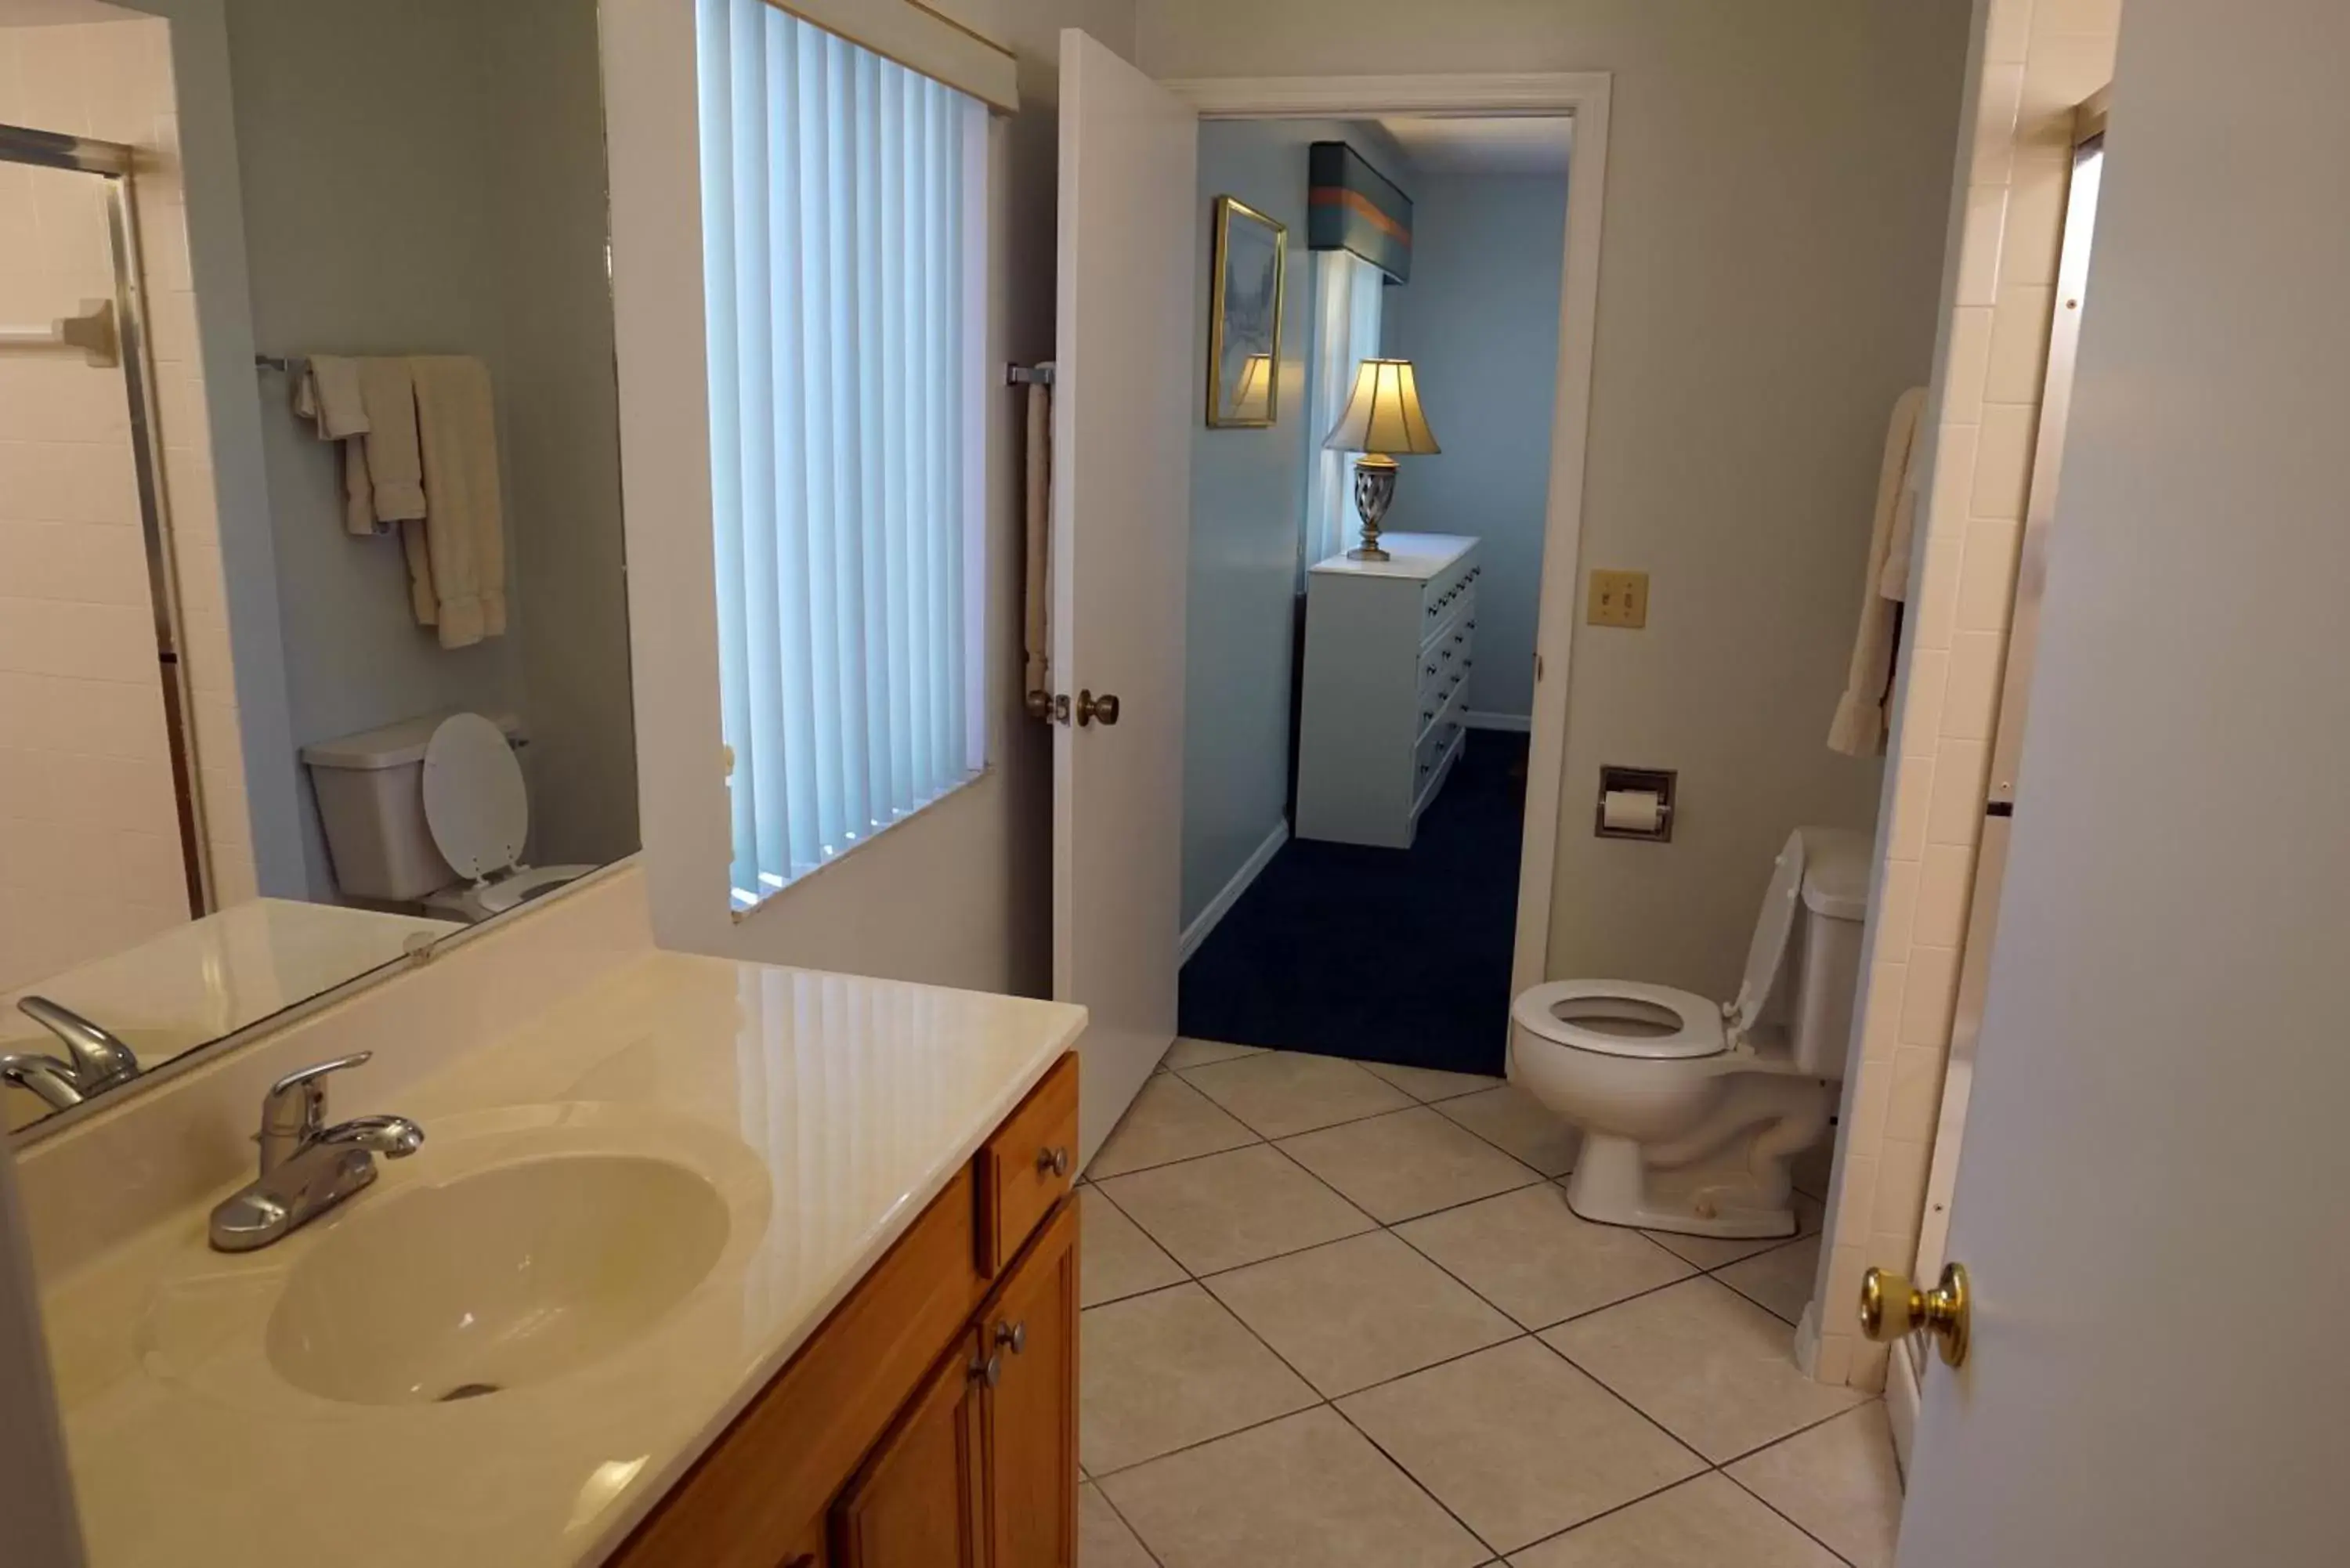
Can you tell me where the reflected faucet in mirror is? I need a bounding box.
[209,1051,423,1253]
[0,998,142,1111]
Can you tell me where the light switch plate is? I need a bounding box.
[1588,569,1649,628]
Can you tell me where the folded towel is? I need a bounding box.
[407,356,508,649]
[356,357,427,526]
[1828,386,1929,757]
[292,355,370,439]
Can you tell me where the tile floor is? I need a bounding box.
[1078,1042,1902,1568]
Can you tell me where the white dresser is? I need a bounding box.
[1295,533,1482,848]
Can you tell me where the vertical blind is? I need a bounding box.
[1304,250,1386,572]
[696,0,988,909]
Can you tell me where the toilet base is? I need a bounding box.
[1563,1133,1799,1240]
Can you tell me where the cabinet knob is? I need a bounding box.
[1036,1145,1071,1178]
[996,1319,1028,1355]
[973,1352,1003,1389]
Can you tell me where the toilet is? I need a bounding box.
[1512,826,1871,1239]
[301,711,596,923]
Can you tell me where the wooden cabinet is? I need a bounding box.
[978,1201,1078,1568]
[834,1328,987,1568]
[611,1053,1079,1568]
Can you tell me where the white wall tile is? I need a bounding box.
[1898,945,1960,1049]
[1969,403,2038,522]
[1940,629,2007,741]
[1887,756,1932,863]
[1877,857,1920,954]
[1985,285,2056,403]
[1954,518,2023,633]
[0,16,226,990]
[1914,844,1976,950]
[1998,168,2068,291]
[1983,0,2035,64]
[1954,185,2010,309]
[1942,306,1993,427]
[1969,63,2026,186]
[1924,737,1990,845]
[1899,647,1950,758]
[1911,529,1965,653]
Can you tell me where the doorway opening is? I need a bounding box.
[1171,107,1584,1079]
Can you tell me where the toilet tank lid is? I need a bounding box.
[301,710,524,771]
[1795,826,1873,921]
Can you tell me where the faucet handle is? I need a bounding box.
[260,1052,373,1172]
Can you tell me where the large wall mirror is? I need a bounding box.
[0,0,636,1133]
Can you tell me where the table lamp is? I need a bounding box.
[1321,357,1441,562]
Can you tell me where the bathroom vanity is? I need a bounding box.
[612,1055,1079,1568]
[19,867,1090,1567]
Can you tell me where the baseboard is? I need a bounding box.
[1463,710,1531,733]
[1179,819,1289,965]
[1885,1337,1920,1481]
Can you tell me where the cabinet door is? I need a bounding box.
[833,1328,986,1568]
[982,1199,1079,1568]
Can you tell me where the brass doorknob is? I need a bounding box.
[1859,1262,1971,1367]
[1076,689,1121,727]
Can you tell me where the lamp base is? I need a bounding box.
[1347,453,1399,562]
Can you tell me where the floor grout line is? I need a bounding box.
[1089,1044,1875,1565]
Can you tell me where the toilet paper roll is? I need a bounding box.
[1601,789,1665,833]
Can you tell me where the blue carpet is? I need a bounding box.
[1179,732,1527,1077]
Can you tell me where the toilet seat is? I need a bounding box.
[418,713,592,923]
[1514,830,1812,1063]
[422,714,530,880]
[1512,979,1727,1060]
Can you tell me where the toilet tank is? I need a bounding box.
[1786,826,1872,1078]
[300,711,523,901]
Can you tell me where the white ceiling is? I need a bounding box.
[1377,116,1574,177]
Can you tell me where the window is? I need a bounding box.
[1303,250,1387,571]
[695,0,988,910]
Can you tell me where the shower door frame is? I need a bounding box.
[1,121,213,916]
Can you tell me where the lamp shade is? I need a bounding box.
[1321,358,1441,456]
[1231,352,1274,422]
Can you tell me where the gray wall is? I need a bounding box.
[1141,0,1972,995]
[1179,118,1402,930]
[1383,172,1569,724]
[226,0,636,895]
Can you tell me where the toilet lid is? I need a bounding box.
[1729,830,1808,1037]
[1512,979,1726,1060]
[421,713,528,880]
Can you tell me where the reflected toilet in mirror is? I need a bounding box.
[0,0,637,1132]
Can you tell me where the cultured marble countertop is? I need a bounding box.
[38,950,1086,1566]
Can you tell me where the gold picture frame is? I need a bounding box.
[1206,195,1286,428]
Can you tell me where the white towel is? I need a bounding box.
[407,356,507,649]
[356,357,427,526]
[292,355,370,439]
[291,355,381,537]
[1828,387,1928,757]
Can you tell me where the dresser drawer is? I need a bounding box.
[1415,716,1465,797]
[976,1052,1079,1276]
[1420,556,1481,630]
[1421,580,1478,652]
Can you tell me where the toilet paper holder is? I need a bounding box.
[1595,766,1676,843]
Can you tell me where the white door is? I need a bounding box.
[1898,6,2350,1562]
[1050,31,1196,1167]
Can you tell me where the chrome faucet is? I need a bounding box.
[208,1051,423,1252]
[0,996,142,1111]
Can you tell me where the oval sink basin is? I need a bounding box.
[266,1153,729,1406]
